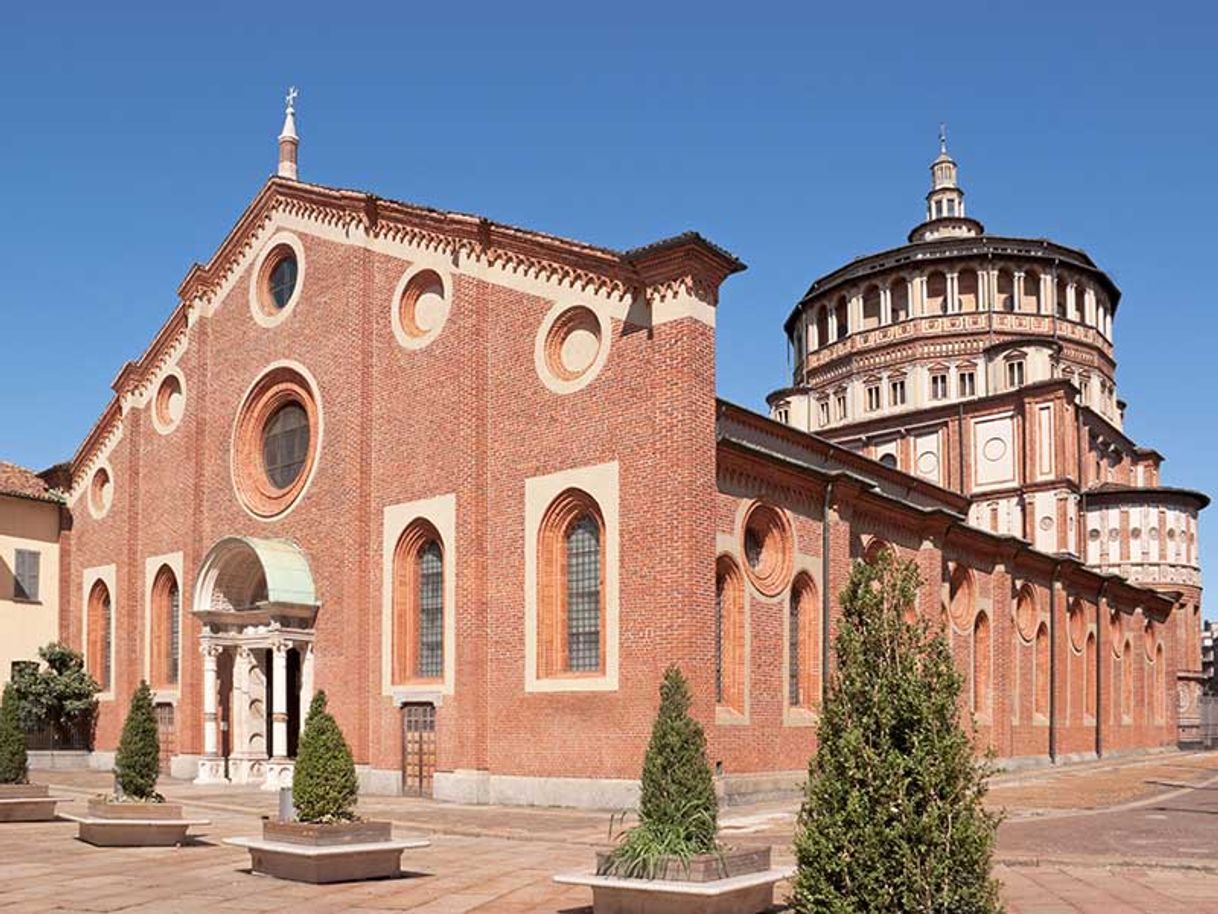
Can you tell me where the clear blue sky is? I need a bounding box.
[1,2,1212,605]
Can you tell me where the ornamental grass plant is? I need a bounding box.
[598,665,720,879]
[789,549,1002,914]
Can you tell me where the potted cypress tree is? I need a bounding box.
[65,681,208,845]
[789,551,1002,913]
[0,683,63,822]
[226,691,428,883]
[555,666,791,913]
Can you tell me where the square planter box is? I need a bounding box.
[63,799,209,846]
[0,783,63,823]
[224,820,430,884]
[557,845,793,914]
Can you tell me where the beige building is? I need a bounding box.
[0,462,67,684]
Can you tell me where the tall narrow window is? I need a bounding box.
[1085,632,1097,718]
[565,515,601,673]
[1006,360,1025,389]
[150,566,180,688]
[959,371,976,397]
[88,580,112,692]
[537,490,606,678]
[393,521,446,684]
[866,384,881,412]
[973,612,991,718]
[890,379,907,406]
[715,556,744,712]
[1034,623,1049,718]
[1121,638,1133,720]
[930,373,948,400]
[834,393,847,420]
[789,574,818,710]
[418,542,444,678]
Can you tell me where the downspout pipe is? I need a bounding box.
[1049,561,1062,764]
[821,481,835,707]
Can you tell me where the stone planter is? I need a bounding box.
[224,819,429,884]
[0,783,64,822]
[557,845,793,914]
[62,798,209,846]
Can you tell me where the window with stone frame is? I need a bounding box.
[818,400,830,426]
[865,384,881,412]
[1006,359,1025,389]
[715,556,744,711]
[537,489,606,678]
[87,580,112,692]
[150,565,180,688]
[930,372,948,400]
[889,378,906,406]
[834,392,847,420]
[393,520,446,683]
[959,370,976,397]
[788,574,818,710]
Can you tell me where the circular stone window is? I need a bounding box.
[249,233,306,327]
[89,466,113,518]
[392,267,451,349]
[535,302,610,394]
[153,372,185,434]
[740,501,793,597]
[232,365,321,518]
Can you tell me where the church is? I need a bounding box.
[10,100,1204,806]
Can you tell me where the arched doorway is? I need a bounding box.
[192,536,320,789]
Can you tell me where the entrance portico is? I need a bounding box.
[192,536,320,789]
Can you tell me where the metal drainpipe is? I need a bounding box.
[957,401,966,496]
[1095,580,1109,759]
[821,481,835,707]
[1049,561,1061,764]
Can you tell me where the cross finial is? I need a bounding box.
[939,122,948,153]
[285,86,299,115]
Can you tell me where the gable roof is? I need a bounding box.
[0,461,63,504]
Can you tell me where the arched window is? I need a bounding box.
[393,520,446,683]
[947,564,974,629]
[1085,632,1097,719]
[861,285,881,330]
[1121,638,1133,721]
[973,611,991,719]
[890,280,909,323]
[996,269,1015,311]
[88,580,112,692]
[715,556,745,711]
[789,574,818,710]
[816,306,829,350]
[1055,277,1069,319]
[834,297,849,340]
[1034,623,1049,718]
[925,271,947,315]
[862,537,891,566]
[1154,643,1165,724]
[958,270,979,312]
[150,566,180,688]
[538,490,605,677]
[1022,270,1042,313]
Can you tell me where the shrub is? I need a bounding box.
[9,642,99,738]
[789,550,1002,914]
[599,665,719,878]
[0,685,28,785]
[114,681,161,801]
[292,691,358,823]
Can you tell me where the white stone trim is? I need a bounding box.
[228,358,325,523]
[533,299,613,395]
[81,564,117,701]
[390,264,453,351]
[142,551,184,695]
[85,460,115,521]
[782,553,822,727]
[381,493,457,697]
[524,461,620,693]
[248,231,307,329]
[713,532,751,724]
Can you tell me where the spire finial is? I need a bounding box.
[277,86,300,180]
[939,122,947,154]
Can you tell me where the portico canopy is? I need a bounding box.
[193,536,319,624]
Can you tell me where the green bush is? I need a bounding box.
[790,550,1002,914]
[9,643,99,737]
[0,685,29,785]
[292,691,358,823]
[599,665,719,878]
[114,681,161,801]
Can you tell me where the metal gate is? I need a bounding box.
[401,704,436,797]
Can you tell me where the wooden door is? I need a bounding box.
[154,702,176,774]
[401,704,436,797]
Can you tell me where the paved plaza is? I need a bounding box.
[1,752,1217,912]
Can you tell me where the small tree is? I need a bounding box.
[600,665,719,877]
[292,691,358,823]
[9,642,99,741]
[790,550,1002,914]
[114,681,160,801]
[0,685,29,785]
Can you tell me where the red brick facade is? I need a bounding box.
[53,171,1191,806]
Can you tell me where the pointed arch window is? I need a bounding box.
[973,611,991,720]
[1034,623,1049,719]
[538,490,606,677]
[393,521,446,683]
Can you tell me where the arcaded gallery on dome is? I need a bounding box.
[7,107,1205,807]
